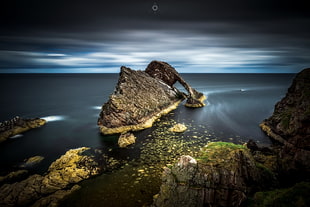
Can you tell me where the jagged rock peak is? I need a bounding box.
[98,61,206,135]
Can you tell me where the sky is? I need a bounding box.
[0,0,309,73]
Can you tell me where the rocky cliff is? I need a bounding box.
[260,68,310,179]
[152,142,276,207]
[98,61,206,135]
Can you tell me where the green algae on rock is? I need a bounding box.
[0,117,46,143]
[152,142,275,207]
[251,182,310,207]
[0,147,120,207]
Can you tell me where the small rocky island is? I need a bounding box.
[0,116,46,143]
[97,60,206,135]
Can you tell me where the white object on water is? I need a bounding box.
[10,134,23,139]
[41,115,66,122]
[91,106,102,110]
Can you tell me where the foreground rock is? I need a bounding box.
[152,142,276,207]
[260,68,310,180]
[0,116,46,143]
[0,147,120,207]
[97,61,206,135]
[118,132,136,148]
[169,123,187,133]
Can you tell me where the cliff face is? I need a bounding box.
[97,61,206,135]
[260,68,310,178]
[98,66,184,134]
[152,142,275,207]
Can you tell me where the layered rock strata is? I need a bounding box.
[152,142,275,207]
[0,117,46,143]
[0,147,119,207]
[260,68,310,179]
[98,61,205,135]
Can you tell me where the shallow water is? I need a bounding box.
[0,73,295,206]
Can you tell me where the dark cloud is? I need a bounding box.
[0,0,309,73]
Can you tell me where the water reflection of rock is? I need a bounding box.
[0,116,46,143]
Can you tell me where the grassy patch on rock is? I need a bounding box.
[251,182,310,207]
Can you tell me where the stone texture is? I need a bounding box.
[169,123,187,133]
[0,170,28,185]
[152,142,274,207]
[118,132,136,148]
[260,68,310,179]
[97,61,206,135]
[0,117,46,143]
[145,61,206,108]
[0,147,119,207]
[20,156,45,168]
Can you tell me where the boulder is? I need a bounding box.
[152,142,275,207]
[260,68,310,179]
[20,156,44,168]
[118,132,136,148]
[169,123,187,133]
[0,147,119,207]
[97,61,206,135]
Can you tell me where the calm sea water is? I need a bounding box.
[0,73,295,205]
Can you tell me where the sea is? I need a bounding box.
[0,73,295,206]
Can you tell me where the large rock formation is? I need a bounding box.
[0,116,46,143]
[260,68,310,179]
[152,142,275,207]
[0,147,120,207]
[98,61,206,135]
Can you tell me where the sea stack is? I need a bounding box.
[97,61,206,135]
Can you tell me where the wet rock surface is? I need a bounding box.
[0,116,46,143]
[169,123,187,133]
[118,132,136,148]
[0,147,120,207]
[260,68,310,180]
[97,61,205,135]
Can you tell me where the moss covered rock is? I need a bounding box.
[152,142,276,207]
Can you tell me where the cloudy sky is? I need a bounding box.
[0,0,309,73]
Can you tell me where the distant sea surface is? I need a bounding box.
[0,73,295,205]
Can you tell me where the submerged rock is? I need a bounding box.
[0,117,46,143]
[260,68,310,179]
[152,142,275,207]
[0,170,28,185]
[20,156,45,168]
[118,132,136,148]
[0,147,118,207]
[169,123,187,133]
[97,61,205,135]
